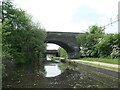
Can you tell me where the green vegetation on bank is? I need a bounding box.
[76,25,120,59]
[81,58,119,65]
[58,47,68,58]
[2,0,46,77]
[70,58,119,71]
[75,60,119,71]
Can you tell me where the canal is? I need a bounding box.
[2,58,119,88]
[44,62,61,77]
[42,57,119,88]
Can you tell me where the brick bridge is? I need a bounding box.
[45,32,81,59]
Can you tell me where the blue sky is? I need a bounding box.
[13,0,119,49]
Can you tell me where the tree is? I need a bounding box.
[76,25,105,57]
[94,34,120,58]
[89,25,104,34]
[2,0,46,72]
[58,47,68,58]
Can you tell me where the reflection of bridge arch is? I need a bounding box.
[45,32,80,59]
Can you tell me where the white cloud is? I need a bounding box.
[13,0,119,49]
[13,0,119,33]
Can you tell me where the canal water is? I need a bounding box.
[45,57,62,77]
[2,57,119,88]
[45,63,61,77]
[43,57,118,88]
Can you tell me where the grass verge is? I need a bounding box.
[80,58,119,65]
[77,61,119,71]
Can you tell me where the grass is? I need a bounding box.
[58,63,69,72]
[80,58,119,65]
[59,61,119,88]
[78,61,119,71]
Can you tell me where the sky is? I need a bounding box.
[13,0,120,50]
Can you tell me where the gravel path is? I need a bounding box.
[71,60,119,68]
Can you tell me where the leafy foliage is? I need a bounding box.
[58,47,68,58]
[76,24,119,59]
[2,0,46,72]
[94,34,120,58]
[76,25,104,57]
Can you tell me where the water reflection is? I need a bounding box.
[47,56,51,61]
[45,63,61,77]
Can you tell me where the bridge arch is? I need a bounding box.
[46,40,74,53]
[45,32,80,59]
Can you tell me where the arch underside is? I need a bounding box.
[45,40,80,59]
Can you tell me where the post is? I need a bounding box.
[118,1,120,33]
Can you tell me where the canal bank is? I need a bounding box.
[2,59,119,88]
[58,61,119,88]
